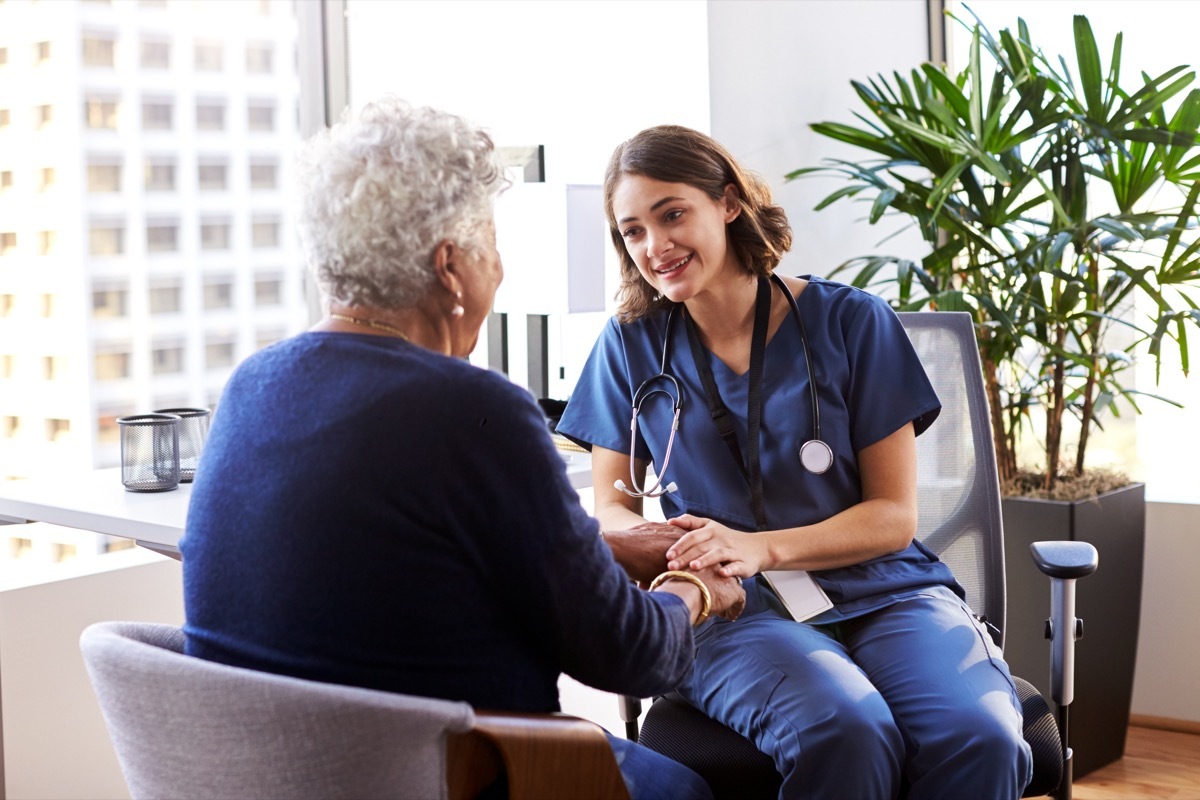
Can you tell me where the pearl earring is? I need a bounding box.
[451,291,464,318]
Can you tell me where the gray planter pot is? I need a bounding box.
[1000,483,1145,779]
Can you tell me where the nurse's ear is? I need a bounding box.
[721,183,742,224]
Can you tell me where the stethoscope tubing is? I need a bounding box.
[617,274,831,499]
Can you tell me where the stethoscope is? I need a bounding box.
[616,273,833,500]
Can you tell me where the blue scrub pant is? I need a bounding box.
[609,732,713,800]
[679,580,1032,799]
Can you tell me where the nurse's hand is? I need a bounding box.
[600,521,686,584]
[665,515,770,579]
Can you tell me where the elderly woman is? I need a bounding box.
[179,97,743,800]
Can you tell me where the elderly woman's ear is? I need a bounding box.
[432,240,467,319]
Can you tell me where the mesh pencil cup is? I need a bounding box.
[118,413,181,492]
[152,407,211,482]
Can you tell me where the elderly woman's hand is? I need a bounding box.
[600,521,686,584]
[686,564,746,621]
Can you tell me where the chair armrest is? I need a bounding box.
[1030,541,1098,580]
[448,711,630,800]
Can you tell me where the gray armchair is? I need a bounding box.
[80,621,629,800]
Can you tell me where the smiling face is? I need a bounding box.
[610,174,743,305]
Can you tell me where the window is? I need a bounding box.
[93,349,130,380]
[0,109,10,129]
[198,162,227,190]
[196,101,225,131]
[146,221,178,252]
[247,102,274,132]
[87,162,122,192]
[194,41,223,71]
[200,220,231,250]
[89,225,124,256]
[92,284,128,318]
[39,167,54,190]
[35,42,50,63]
[142,101,172,130]
[140,39,169,69]
[38,231,55,255]
[203,279,234,310]
[97,405,125,444]
[40,293,54,317]
[0,294,14,316]
[1,232,16,255]
[52,542,78,563]
[251,218,279,248]
[145,160,175,191]
[256,327,285,350]
[205,334,236,369]
[43,356,66,381]
[0,48,7,67]
[246,43,273,74]
[149,281,181,314]
[255,275,282,305]
[84,97,119,129]
[0,170,11,191]
[45,419,71,443]
[82,36,116,68]
[249,161,277,190]
[151,342,184,374]
[36,104,52,128]
[1,416,18,438]
[1,355,13,378]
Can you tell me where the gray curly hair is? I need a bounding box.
[296,97,508,310]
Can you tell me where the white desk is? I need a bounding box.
[0,467,188,558]
[0,454,596,561]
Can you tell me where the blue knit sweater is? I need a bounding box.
[181,332,694,712]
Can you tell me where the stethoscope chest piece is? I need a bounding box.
[800,438,834,475]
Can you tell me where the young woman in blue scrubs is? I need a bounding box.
[556,125,1033,799]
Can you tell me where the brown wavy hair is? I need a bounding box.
[603,125,793,321]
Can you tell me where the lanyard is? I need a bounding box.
[682,277,771,532]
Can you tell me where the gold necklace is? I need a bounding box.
[329,313,411,342]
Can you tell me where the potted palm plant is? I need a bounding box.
[789,11,1200,777]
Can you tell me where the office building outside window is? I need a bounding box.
[200,220,231,250]
[194,41,223,72]
[146,221,178,253]
[140,39,169,70]
[144,160,175,191]
[142,100,172,130]
[88,225,123,256]
[87,161,121,192]
[82,35,115,68]
[0,0,305,553]
[198,161,227,190]
[84,97,118,129]
[249,161,277,189]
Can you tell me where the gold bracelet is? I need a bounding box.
[649,570,712,626]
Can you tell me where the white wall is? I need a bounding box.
[708,0,931,279]
[1,541,183,800]
[1132,503,1200,723]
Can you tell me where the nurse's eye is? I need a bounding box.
[664,209,684,223]
[621,226,643,239]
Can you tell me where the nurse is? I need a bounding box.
[556,125,1033,799]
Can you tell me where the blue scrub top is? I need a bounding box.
[557,276,963,620]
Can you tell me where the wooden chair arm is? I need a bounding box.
[447,711,630,800]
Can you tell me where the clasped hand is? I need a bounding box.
[601,520,746,621]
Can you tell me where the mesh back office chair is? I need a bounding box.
[81,621,630,800]
[623,312,1096,800]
